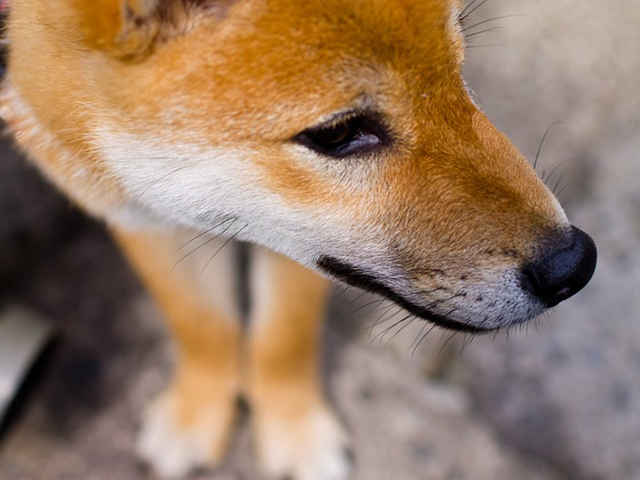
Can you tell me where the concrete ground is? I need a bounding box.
[1,1,638,479]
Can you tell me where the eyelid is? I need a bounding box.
[297,109,365,136]
[291,109,393,159]
[299,109,389,138]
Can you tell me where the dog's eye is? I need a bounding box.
[293,112,390,158]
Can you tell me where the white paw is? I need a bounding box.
[256,407,353,480]
[137,395,233,478]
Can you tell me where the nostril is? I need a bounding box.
[520,264,542,298]
[521,226,597,307]
[555,286,573,299]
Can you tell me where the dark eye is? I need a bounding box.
[293,112,391,158]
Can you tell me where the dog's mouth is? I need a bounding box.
[317,256,492,333]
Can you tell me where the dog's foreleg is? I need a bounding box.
[112,228,242,478]
[247,246,352,480]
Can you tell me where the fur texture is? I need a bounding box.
[2,1,577,478]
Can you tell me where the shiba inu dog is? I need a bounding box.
[1,0,597,478]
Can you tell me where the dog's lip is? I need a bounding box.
[317,256,493,333]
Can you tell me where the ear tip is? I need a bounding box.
[128,0,161,17]
[76,0,162,60]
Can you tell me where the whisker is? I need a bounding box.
[556,181,570,198]
[367,305,403,340]
[352,297,386,315]
[543,161,570,196]
[458,0,483,23]
[200,223,248,274]
[464,43,504,49]
[372,314,410,344]
[544,163,561,186]
[342,284,360,301]
[461,14,523,33]
[552,171,566,195]
[333,282,349,298]
[177,216,236,251]
[349,289,370,306]
[370,304,403,330]
[459,0,491,24]
[439,328,459,355]
[463,26,502,39]
[409,321,430,354]
[411,323,437,356]
[459,332,475,354]
[540,168,548,183]
[534,122,563,170]
[389,314,417,340]
[172,219,238,270]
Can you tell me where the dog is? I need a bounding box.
[1,0,597,478]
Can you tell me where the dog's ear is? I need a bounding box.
[71,0,216,60]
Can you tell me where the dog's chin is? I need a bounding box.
[317,256,533,333]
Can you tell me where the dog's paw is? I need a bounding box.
[137,392,236,478]
[255,406,353,480]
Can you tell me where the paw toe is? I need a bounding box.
[136,396,234,478]
[257,408,353,480]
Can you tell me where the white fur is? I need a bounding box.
[95,128,357,267]
[257,407,352,480]
[448,3,465,64]
[137,395,224,478]
[95,127,551,329]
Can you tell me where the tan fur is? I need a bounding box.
[247,246,348,477]
[112,228,241,472]
[2,1,576,478]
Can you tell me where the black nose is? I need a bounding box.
[522,226,597,307]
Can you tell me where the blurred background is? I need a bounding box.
[0,1,638,478]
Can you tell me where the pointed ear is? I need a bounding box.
[72,0,199,60]
[71,0,161,59]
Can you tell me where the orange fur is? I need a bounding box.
[249,245,330,402]
[112,228,241,463]
[247,246,347,477]
[111,228,241,386]
[1,1,588,478]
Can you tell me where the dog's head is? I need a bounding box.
[5,0,596,331]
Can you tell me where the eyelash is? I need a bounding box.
[292,112,391,159]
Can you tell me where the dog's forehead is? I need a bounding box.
[237,0,464,94]
[136,0,466,139]
[246,0,460,62]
